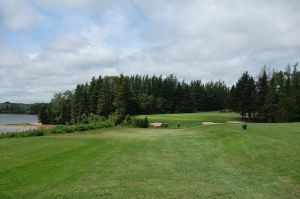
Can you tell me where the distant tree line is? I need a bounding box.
[39,74,229,124]
[0,102,46,115]
[39,63,300,124]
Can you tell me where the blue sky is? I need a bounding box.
[0,0,300,103]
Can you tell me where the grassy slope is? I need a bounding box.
[138,111,241,128]
[0,121,299,198]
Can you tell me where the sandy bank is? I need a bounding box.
[0,124,53,134]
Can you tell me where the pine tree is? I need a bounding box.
[98,79,110,116]
[291,63,300,120]
[265,72,278,122]
[72,84,85,123]
[236,72,256,119]
[88,77,100,114]
[256,67,269,120]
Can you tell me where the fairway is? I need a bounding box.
[0,119,300,198]
[138,111,241,128]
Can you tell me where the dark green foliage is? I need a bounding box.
[40,64,300,124]
[161,123,168,128]
[38,91,72,124]
[132,117,149,128]
[114,113,125,126]
[42,74,231,125]
[0,102,46,114]
[107,112,125,126]
[38,105,48,124]
[230,63,300,122]
[124,115,132,125]
[144,117,149,128]
[233,72,256,119]
[256,67,269,120]
[98,77,115,116]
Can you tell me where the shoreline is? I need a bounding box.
[0,123,53,134]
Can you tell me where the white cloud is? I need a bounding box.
[0,0,299,102]
[0,0,43,31]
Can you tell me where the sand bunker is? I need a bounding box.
[201,122,222,125]
[225,121,243,124]
[150,122,163,127]
[201,121,242,125]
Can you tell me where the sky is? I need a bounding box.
[0,0,299,103]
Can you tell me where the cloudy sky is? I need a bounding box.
[0,0,299,103]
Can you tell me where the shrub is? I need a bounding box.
[161,123,168,128]
[109,113,125,126]
[51,127,65,134]
[124,115,132,125]
[132,117,149,128]
[144,117,149,128]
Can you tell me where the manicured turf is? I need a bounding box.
[138,111,241,128]
[0,114,299,198]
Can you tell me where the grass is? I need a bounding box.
[137,111,241,128]
[0,112,299,198]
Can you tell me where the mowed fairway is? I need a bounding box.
[0,113,300,198]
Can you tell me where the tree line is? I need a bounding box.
[230,63,300,122]
[39,63,300,124]
[0,102,46,115]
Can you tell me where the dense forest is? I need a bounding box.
[39,63,300,124]
[0,102,46,115]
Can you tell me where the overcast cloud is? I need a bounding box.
[0,0,299,103]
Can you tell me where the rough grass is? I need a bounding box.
[137,111,241,128]
[0,120,299,198]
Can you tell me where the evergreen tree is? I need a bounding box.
[265,72,278,122]
[88,77,100,114]
[235,72,256,119]
[98,78,113,116]
[72,85,85,123]
[256,67,269,120]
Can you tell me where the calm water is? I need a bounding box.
[0,114,38,133]
[0,114,38,124]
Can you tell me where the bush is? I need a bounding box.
[108,113,125,126]
[144,117,149,128]
[161,123,168,128]
[124,115,132,125]
[132,117,149,128]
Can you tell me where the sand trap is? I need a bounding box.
[201,121,242,125]
[150,122,163,127]
[225,121,243,124]
[201,122,222,125]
